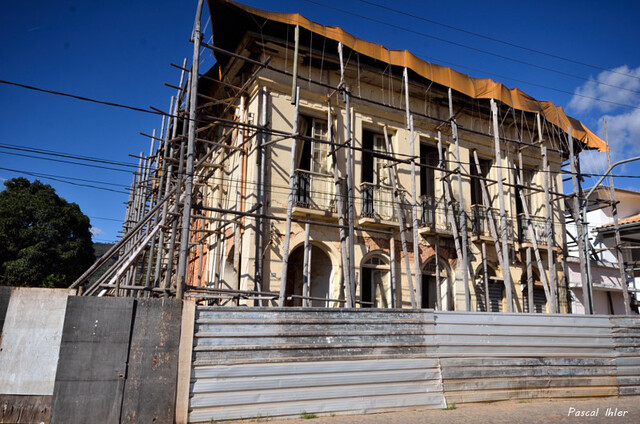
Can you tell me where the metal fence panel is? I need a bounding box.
[610,316,640,396]
[434,311,617,403]
[121,298,183,424]
[188,308,445,422]
[50,296,134,424]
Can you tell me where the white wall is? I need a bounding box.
[0,288,73,395]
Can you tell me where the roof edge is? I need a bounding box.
[213,0,607,152]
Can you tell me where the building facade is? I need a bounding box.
[566,187,640,314]
[180,0,608,313]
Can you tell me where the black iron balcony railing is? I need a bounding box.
[518,214,548,244]
[420,195,436,227]
[471,204,489,235]
[294,169,335,212]
[360,182,394,220]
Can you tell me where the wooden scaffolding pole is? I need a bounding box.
[435,236,442,310]
[383,125,417,309]
[176,0,205,300]
[345,89,357,305]
[337,42,356,306]
[254,87,268,304]
[278,86,301,307]
[302,215,311,307]
[329,100,353,307]
[164,106,188,295]
[471,150,510,303]
[449,88,471,310]
[526,247,534,312]
[481,241,489,311]
[437,130,463,311]
[538,113,558,312]
[405,69,422,306]
[490,99,514,312]
[604,118,632,315]
[515,148,553,305]
[568,128,591,314]
[390,230,397,308]
[143,131,158,294]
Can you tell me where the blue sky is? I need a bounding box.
[2,0,639,243]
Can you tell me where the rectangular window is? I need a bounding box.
[362,129,390,186]
[310,119,329,175]
[471,158,491,206]
[515,168,534,214]
[420,144,438,198]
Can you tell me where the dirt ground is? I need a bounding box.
[229,396,640,424]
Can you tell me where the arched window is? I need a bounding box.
[474,265,504,312]
[522,268,548,313]
[360,254,390,308]
[422,258,450,309]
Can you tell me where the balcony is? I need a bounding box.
[294,169,335,213]
[471,204,491,236]
[518,215,548,245]
[469,204,516,241]
[360,182,395,222]
[419,195,451,233]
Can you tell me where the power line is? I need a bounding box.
[0,151,135,174]
[0,143,139,169]
[0,79,161,117]
[0,167,129,194]
[0,166,129,188]
[356,0,640,82]
[90,216,124,222]
[302,0,640,103]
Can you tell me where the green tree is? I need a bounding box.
[0,178,94,288]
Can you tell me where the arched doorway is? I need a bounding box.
[360,254,390,308]
[521,268,548,313]
[421,258,451,310]
[474,265,504,312]
[284,244,332,307]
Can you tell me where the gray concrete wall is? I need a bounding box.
[0,288,73,395]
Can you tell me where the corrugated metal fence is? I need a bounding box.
[611,316,640,396]
[186,308,640,423]
[188,308,446,422]
[435,312,617,403]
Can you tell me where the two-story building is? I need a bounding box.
[183,0,608,313]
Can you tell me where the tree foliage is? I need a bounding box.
[0,178,94,288]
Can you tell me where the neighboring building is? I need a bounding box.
[179,0,607,313]
[566,187,640,314]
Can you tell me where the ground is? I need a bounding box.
[228,396,640,424]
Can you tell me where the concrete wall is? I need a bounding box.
[0,288,182,424]
[0,288,73,395]
[568,261,629,315]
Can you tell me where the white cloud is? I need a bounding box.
[568,65,640,170]
[569,65,640,113]
[90,226,105,236]
[577,149,609,175]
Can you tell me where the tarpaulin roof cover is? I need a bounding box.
[209,0,607,152]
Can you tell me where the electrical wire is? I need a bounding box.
[0,143,139,169]
[304,0,640,109]
[0,167,128,194]
[356,0,640,82]
[303,0,640,96]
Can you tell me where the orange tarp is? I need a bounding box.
[215,0,607,152]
